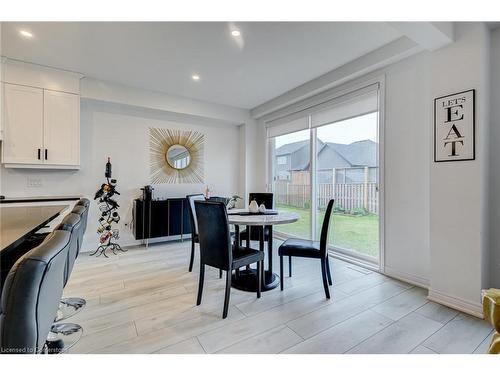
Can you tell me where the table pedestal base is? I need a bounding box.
[231,269,279,292]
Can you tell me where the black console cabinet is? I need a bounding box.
[134,198,191,241]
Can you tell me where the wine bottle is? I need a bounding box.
[105,157,112,178]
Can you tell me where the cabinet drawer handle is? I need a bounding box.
[38,148,41,160]
[45,149,48,160]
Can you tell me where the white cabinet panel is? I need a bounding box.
[2,83,43,164]
[43,89,80,166]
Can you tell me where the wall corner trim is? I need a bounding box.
[428,288,483,318]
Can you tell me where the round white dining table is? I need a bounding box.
[227,208,299,292]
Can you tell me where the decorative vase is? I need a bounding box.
[248,199,259,213]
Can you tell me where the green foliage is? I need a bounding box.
[350,207,368,216]
[275,204,379,258]
[333,203,345,213]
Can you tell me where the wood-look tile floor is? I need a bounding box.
[65,240,493,354]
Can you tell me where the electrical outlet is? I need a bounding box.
[27,177,42,188]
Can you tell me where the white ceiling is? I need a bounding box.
[1,22,401,109]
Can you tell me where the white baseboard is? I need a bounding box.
[428,288,483,318]
[383,266,429,289]
[328,250,379,272]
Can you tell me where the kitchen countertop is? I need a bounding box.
[0,205,68,252]
[0,195,81,204]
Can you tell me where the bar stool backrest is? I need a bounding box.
[71,205,89,238]
[55,213,83,286]
[0,230,71,354]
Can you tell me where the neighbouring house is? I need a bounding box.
[275,139,378,185]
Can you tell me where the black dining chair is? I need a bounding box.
[207,196,230,205]
[187,194,223,278]
[186,194,207,273]
[278,199,334,299]
[239,193,274,246]
[194,201,264,319]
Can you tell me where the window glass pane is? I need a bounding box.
[271,129,311,239]
[315,112,379,259]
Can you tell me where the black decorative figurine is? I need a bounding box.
[90,157,126,257]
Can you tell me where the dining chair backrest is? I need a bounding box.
[249,193,274,209]
[55,213,83,286]
[0,230,71,354]
[208,196,230,205]
[319,199,335,258]
[194,201,232,271]
[186,194,205,236]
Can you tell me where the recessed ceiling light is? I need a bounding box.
[231,30,241,37]
[192,74,200,81]
[19,30,33,38]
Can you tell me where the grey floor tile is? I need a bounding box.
[347,312,442,354]
[371,287,427,320]
[284,310,393,354]
[415,301,459,324]
[155,337,206,354]
[287,281,408,339]
[197,290,335,353]
[336,272,388,295]
[216,325,303,353]
[423,313,493,354]
[410,345,438,354]
[473,331,495,354]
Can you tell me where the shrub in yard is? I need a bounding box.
[351,207,368,216]
[303,202,310,209]
[333,203,345,213]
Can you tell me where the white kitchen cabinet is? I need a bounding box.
[43,89,80,166]
[1,83,80,169]
[2,83,44,165]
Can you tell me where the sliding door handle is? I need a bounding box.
[38,148,41,160]
[45,149,48,160]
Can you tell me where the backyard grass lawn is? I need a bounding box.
[275,204,379,258]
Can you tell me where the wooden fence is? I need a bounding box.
[274,181,379,214]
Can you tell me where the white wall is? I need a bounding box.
[383,52,431,286]
[489,27,500,287]
[0,100,242,252]
[428,23,490,316]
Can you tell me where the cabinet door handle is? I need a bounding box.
[45,149,48,160]
[38,148,41,160]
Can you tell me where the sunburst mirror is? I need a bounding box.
[149,127,204,184]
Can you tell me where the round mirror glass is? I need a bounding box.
[166,144,191,170]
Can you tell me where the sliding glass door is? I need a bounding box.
[270,129,311,239]
[267,83,381,265]
[315,112,379,261]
